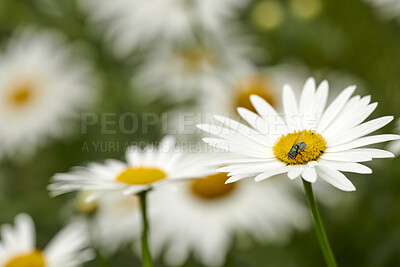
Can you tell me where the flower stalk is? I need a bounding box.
[302,179,337,267]
[139,190,153,267]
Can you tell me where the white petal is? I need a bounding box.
[254,166,289,181]
[299,77,316,115]
[314,80,328,123]
[316,165,356,191]
[237,107,270,135]
[301,167,317,183]
[320,160,372,174]
[321,152,372,162]
[282,85,299,115]
[317,85,356,133]
[249,95,288,134]
[287,165,304,180]
[328,116,394,146]
[325,134,400,152]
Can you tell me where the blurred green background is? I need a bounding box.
[0,0,399,266]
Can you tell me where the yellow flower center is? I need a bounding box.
[4,250,45,267]
[235,75,276,113]
[115,167,167,185]
[75,191,98,215]
[176,46,213,73]
[273,130,327,165]
[191,173,236,200]
[8,81,36,108]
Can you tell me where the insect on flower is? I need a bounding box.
[287,132,313,159]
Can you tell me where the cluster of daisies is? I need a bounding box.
[0,0,399,267]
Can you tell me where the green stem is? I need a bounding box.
[139,190,153,267]
[302,179,338,267]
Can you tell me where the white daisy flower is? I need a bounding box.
[0,29,96,159]
[134,31,255,102]
[48,136,213,198]
[90,192,141,254]
[80,0,249,55]
[149,173,309,266]
[388,118,400,155]
[198,77,400,191]
[0,214,93,267]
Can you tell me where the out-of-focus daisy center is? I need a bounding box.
[235,75,276,112]
[176,47,213,73]
[273,130,326,165]
[116,167,167,185]
[191,173,236,200]
[75,191,98,214]
[4,250,45,267]
[8,81,36,108]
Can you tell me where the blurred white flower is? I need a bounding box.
[198,78,399,191]
[0,29,96,159]
[365,0,400,23]
[134,31,255,102]
[91,193,141,254]
[0,214,93,267]
[80,0,250,55]
[388,118,400,155]
[149,172,308,266]
[49,136,214,198]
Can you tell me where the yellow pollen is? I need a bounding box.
[75,191,98,215]
[115,167,167,185]
[4,250,45,267]
[235,75,276,113]
[273,130,327,165]
[9,82,35,107]
[191,173,236,200]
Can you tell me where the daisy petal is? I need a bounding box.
[254,167,289,182]
[320,152,372,162]
[287,165,304,180]
[320,161,372,174]
[314,80,328,123]
[301,167,317,183]
[316,165,356,191]
[325,134,400,152]
[328,116,394,146]
[299,77,316,115]
[317,85,356,133]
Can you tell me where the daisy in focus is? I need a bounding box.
[149,172,308,266]
[0,29,96,159]
[198,77,399,191]
[80,0,249,55]
[0,213,93,267]
[49,136,212,198]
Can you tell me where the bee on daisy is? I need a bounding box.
[48,136,214,267]
[0,214,93,267]
[0,28,96,160]
[198,77,400,266]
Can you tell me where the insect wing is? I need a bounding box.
[292,132,305,146]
